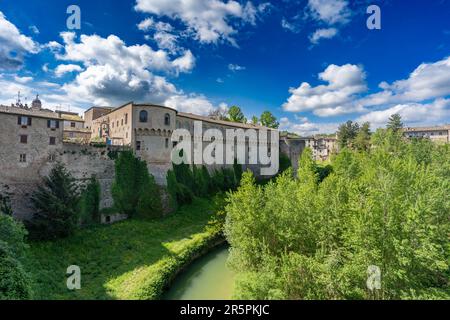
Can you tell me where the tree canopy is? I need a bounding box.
[260,111,279,129]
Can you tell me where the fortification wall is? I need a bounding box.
[1,144,116,220]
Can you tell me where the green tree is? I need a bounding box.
[337,120,360,149]
[79,176,101,225]
[354,122,371,152]
[228,105,247,123]
[387,113,403,132]
[112,151,161,218]
[225,135,450,300]
[29,163,80,240]
[260,111,279,129]
[251,116,259,125]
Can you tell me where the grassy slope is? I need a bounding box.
[25,198,222,300]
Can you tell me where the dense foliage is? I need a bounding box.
[28,163,80,240]
[0,193,13,216]
[0,214,32,299]
[167,161,243,208]
[225,130,449,300]
[25,198,223,300]
[228,105,247,123]
[79,176,101,225]
[112,151,162,219]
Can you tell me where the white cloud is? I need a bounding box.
[228,63,246,72]
[362,56,450,106]
[54,64,83,77]
[282,63,367,116]
[29,25,40,34]
[14,75,33,84]
[137,17,155,31]
[356,99,450,129]
[309,28,338,44]
[164,93,216,115]
[306,0,350,45]
[138,17,181,53]
[281,18,301,33]
[134,0,267,45]
[0,12,39,70]
[306,0,351,25]
[279,116,339,136]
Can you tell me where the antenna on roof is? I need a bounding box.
[16,91,21,105]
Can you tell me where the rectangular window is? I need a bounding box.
[172,141,178,148]
[71,122,76,128]
[47,120,59,129]
[19,154,26,163]
[49,137,56,145]
[136,141,141,151]
[121,119,124,126]
[125,113,128,124]
[48,154,56,162]
[20,135,28,144]
[165,138,169,148]
[18,116,31,126]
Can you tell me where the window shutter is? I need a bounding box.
[28,117,32,126]
[18,116,21,125]
[47,120,51,128]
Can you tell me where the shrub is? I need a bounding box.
[0,241,32,300]
[233,159,243,184]
[166,169,179,210]
[192,165,208,197]
[173,162,194,192]
[0,214,28,258]
[166,169,194,207]
[211,169,225,192]
[225,136,450,300]
[278,153,292,174]
[0,193,12,216]
[222,167,237,191]
[28,163,80,240]
[79,176,101,225]
[136,168,162,219]
[112,151,161,218]
[0,215,32,299]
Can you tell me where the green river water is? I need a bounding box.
[163,245,235,300]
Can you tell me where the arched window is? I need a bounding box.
[164,113,170,126]
[139,110,148,123]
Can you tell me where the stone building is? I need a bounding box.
[56,110,91,144]
[403,125,450,143]
[0,100,278,219]
[86,102,278,184]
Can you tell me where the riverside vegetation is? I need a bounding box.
[0,149,240,299]
[1,115,448,300]
[225,126,449,300]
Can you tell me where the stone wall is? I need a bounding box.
[1,143,117,220]
[280,138,306,175]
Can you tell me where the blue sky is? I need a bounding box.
[0,0,449,135]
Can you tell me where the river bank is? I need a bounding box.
[163,244,234,300]
[25,198,225,300]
